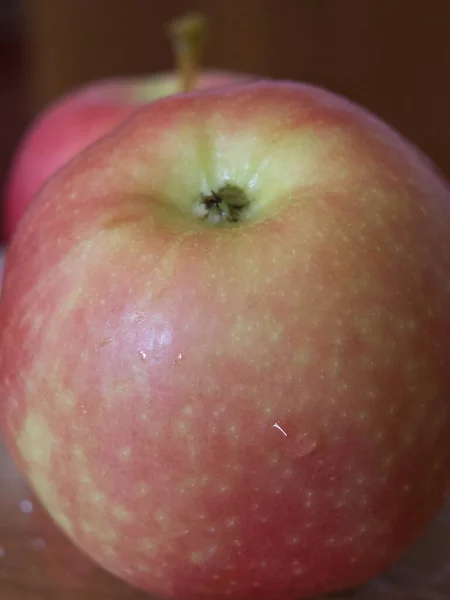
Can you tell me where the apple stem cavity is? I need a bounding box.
[194,184,250,226]
[167,13,207,93]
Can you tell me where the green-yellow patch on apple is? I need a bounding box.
[17,412,54,470]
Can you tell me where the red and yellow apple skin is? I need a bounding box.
[2,70,250,242]
[2,81,450,599]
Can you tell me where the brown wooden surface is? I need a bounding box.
[2,430,450,599]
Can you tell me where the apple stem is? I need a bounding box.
[167,13,207,93]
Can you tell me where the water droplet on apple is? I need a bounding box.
[272,420,320,460]
[138,350,147,361]
[294,437,319,459]
[29,537,46,550]
[172,353,184,365]
[19,499,33,513]
[289,430,321,460]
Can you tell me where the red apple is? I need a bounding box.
[1,81,450,599]
[2,70,250,242]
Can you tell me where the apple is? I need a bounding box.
[2,70,251,242]
[1,80,450,600]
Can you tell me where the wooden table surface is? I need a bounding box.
[1,247,450,599]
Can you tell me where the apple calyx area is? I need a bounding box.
[194,184,250,225]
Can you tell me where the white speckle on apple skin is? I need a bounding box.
[29,537,47,550]
[118,446,131,461]
[111,504,133,523]
[141,538,157,553]
[226,517,239,528]
[137,562,151,572]
[87,488,103,502]
[19,499,34,514]
[81,521,94,535]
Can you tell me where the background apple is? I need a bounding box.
[1,80,450,600]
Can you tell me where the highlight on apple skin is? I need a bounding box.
[1,80,450,600]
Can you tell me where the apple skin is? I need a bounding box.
[2,81,450,599]
[2,70,251,242]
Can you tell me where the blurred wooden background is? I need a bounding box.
[1,0,450,231]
